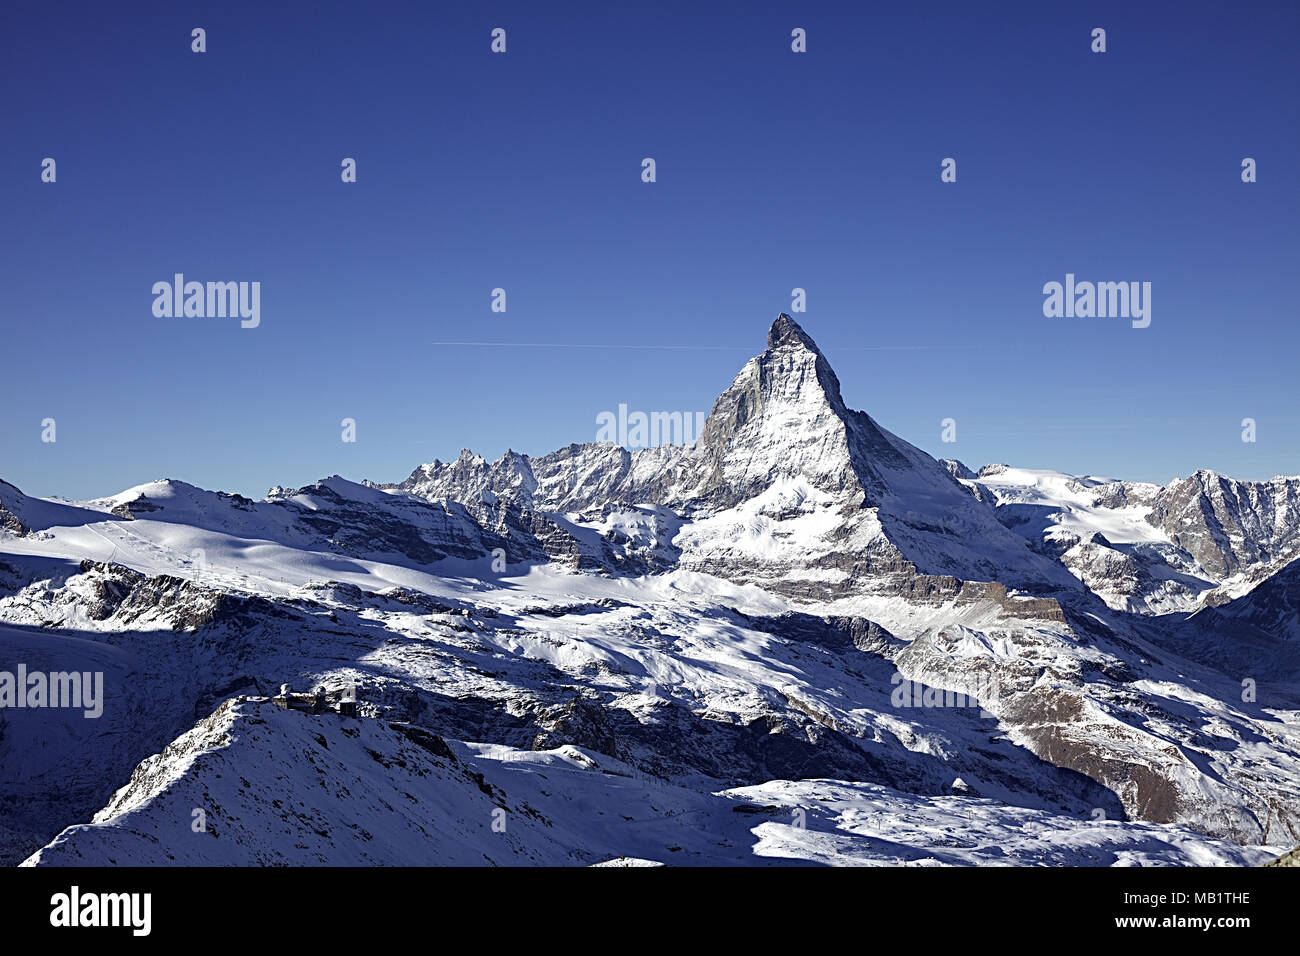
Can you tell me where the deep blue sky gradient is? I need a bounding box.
[2,0,1298,499]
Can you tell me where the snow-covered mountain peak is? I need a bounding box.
[372,315,1082,592]
[686,315,862,505]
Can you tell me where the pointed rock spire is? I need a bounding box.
[767,313,822,353]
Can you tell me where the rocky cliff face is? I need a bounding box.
[1146,471,1300,579]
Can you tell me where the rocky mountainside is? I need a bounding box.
[3,314,1299,866]
[953,465,1300,615]
[1148,471,1300,580]
[392,316,1079,602]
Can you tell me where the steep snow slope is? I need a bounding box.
[5,534,1298,862]
[23,698,1278,867]
[0,620,153,865]
[1163,558,1300,685]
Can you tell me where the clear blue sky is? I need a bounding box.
[3,0,1297,500]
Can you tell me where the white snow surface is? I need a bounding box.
[21,699,1278,868]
